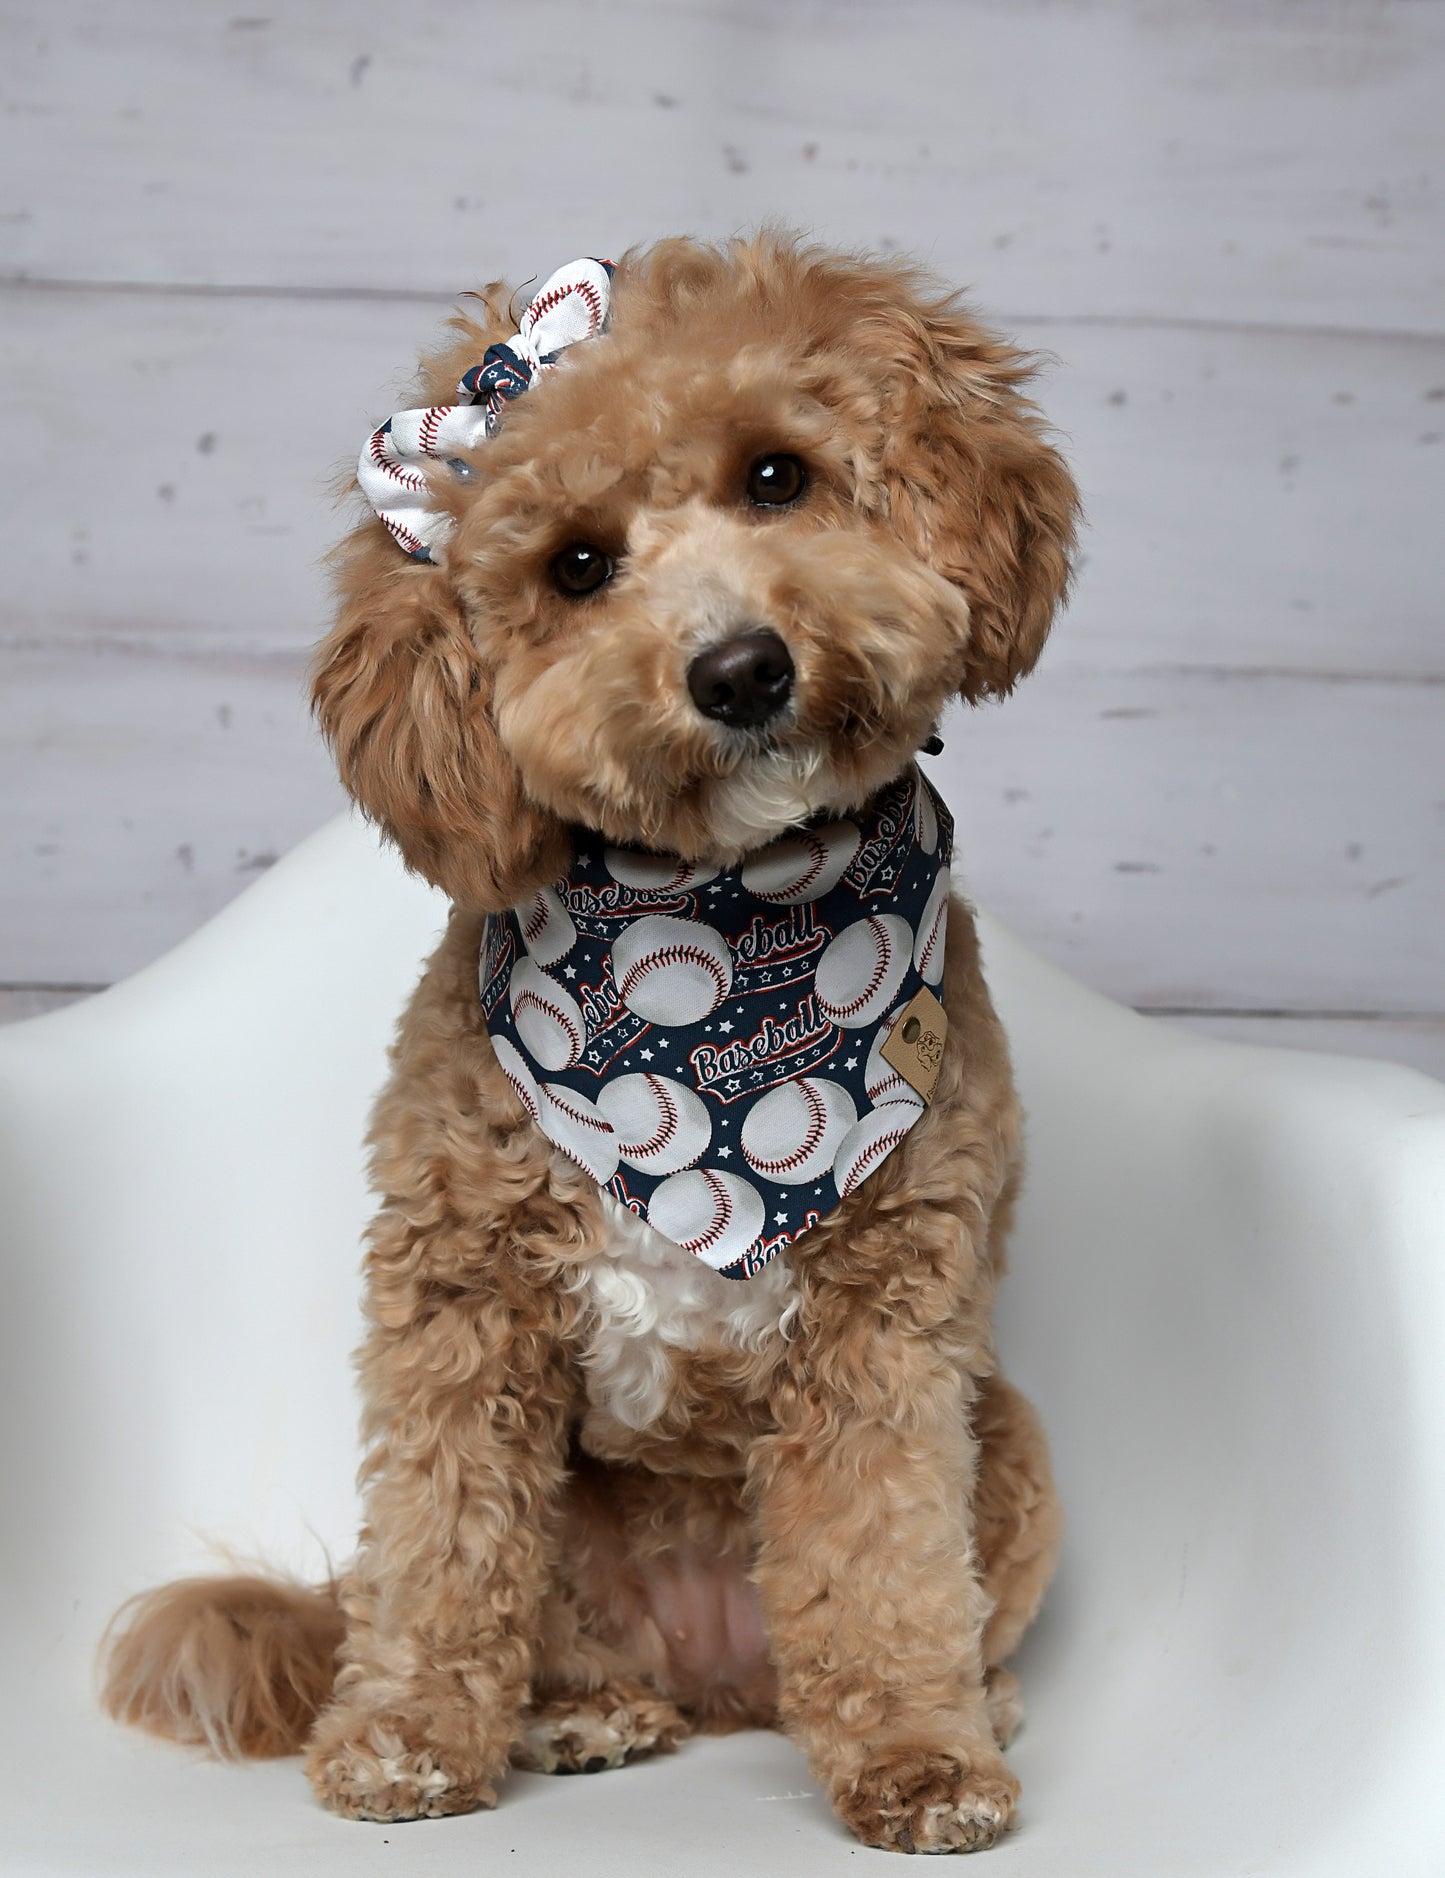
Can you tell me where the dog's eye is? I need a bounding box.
[746,454,808,507]
[550,542,614,597]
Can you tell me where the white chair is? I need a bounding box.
[2,813,1442,1876]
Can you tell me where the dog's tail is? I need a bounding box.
[99,1573,344,1759]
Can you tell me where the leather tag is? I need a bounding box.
[879,986,948,1104]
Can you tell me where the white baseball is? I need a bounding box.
[740,1077,857,1185]
[865,1008,914,1105]
[832,1098,924,1200]
[740,819,860,904]
[611,915,733,1025]
[595,1072,712,1174]
[914,778,939,855]
[815,914,911,1028]
[537,1081,620,1185]
[604,850,718,894]
[516,883,576,967]
[914,870,949,987]
[509,958,586,1071]
[488,1033,542,1125]
[647,1168,766,1271]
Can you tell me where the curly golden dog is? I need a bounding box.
[103,234,1077,1855]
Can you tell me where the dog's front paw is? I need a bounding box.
[304,1707,499,1821]
[512,1678,690,1774]
[835,1747,1020,1854]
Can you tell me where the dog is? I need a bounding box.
[102,233,1077,1855]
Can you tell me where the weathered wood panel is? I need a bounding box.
[2,1,1441,331]
[1,645,343,984]
[942,666,1443,1013]
[4,645,1439,1012]
[3,287,1441,676]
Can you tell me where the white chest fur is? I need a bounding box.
[574,1194,798,1431]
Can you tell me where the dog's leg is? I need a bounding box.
[752,1331,1015,1854]
[303,1256,573,1822]
[973,1371,1063,1677]
[512,1467,691,1775]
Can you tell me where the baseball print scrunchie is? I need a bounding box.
[357,257,614,563]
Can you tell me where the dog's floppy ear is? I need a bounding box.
[312,523,568,909]
[873,287,1080,702]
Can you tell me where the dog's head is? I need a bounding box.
[314,235,1078,908]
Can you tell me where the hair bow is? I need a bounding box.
[357,257,614,563]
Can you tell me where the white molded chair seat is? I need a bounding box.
[1,814,1442,1877]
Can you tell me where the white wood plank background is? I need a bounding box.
[1,0,1442,1079]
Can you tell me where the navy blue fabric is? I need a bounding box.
[480,765,953,1280]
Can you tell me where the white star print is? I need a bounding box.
[562,964,577,979]
[640,1048,653,1061]
[774,1212,789,1224]
[719,1021,734,1034]
[844,1056,858,1070]
[717,1145,732,1159]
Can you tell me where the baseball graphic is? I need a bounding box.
[517,883,577,967]
[648,1167,766,1271]
[596,1072,712,1174]
[537,1082,620,1185]
[489,1033,542,1125]
[509,957,586,1071]
[740,1077,857,1185]
[865,1008,915,1105]
[833,1098,924,1200]
[611,915,733,1025]
[740,819,861,904]
[815,914,912,1028]
[604,849,718,895]
[914,869,949,987]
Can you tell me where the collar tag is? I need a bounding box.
[879,985,948,1104]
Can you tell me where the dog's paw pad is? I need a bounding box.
[513,1680,690,1775]
[838,1749,1019,1854]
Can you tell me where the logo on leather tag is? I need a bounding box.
[879,986,948,1104]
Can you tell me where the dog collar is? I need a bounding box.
[480,766,953,1280]
[357,257,614,563]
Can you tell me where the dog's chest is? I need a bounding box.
[574,1194,797,1431]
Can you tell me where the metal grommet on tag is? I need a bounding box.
[879,986,949,1103]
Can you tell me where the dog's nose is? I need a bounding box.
[686,630,794,728]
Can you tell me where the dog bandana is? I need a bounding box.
[357,257,614,562]
[480,766,953,1280]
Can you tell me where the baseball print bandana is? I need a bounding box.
[480,765,953,1280]
[357,257,614,563]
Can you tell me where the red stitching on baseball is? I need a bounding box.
[839,1119,910,1196]
[755,835,826,901]
[513,988,583,1048]
[522,894,549,945]
[418,404,453,455]
[544,1088,611,1134]
[821,918,892,1020]
[618,944,728,1005]
[745,1082,828,1177]
[500,1068,541,1122]
[526,278,604,338]
[917,904,944,974]
[385,518,426,555]
[368,426,427,493]
[679,1168,732,1253]
[625,1074,680,1158]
